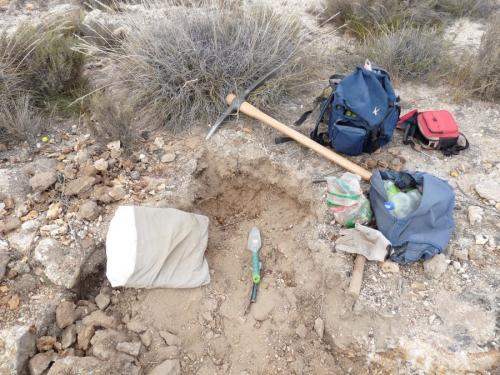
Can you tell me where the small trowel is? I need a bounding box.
[246,227,262,311]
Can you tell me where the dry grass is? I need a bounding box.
[0,13,86,144]
[451,13,500,101]
[86,93,137,148]
[321,0,496,38]
[78,0,319,132]
[357,25,450,82]
[321,0,442,38]
[434,0,496,18]
[0,96,42,144]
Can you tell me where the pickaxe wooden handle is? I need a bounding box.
[225,94,372,298]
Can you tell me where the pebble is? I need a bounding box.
[36,336,56,352]
[467,206,483,225]
[61,325,77,349]
[46,203,62,220]
[452,261,461,270]
[0,217,21,234]
[94,159,108,172]
[154,137,165,148]
[160,330,180,346]
[475,234,488,245]
[140,331,152,347]
[295,323,307,339]
[116,341,142,357]
[161,153,176,163]
[29,171,57,192]
[77,201,99,221]
[380,260,399,273]
[82,310,117,329]
[130,171,141,180]
[95,292,111,310]
[107,140,121,151]
[423,254,448,279]
[475,180,500,202]
[28,350,56,375]
[77,325,95,351]
[314,318,324,339]
[56,301,77,329]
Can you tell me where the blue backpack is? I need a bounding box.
[308,65,400,156]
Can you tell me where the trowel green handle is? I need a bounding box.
[252,252,260,284]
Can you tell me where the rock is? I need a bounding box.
[380,260,400,273]
[423,253,448,279]
[36,336,56,352]
[452,261,461,270]
[94,159,108,172]
[82,310,117,329]
[0,246,9,279]
[0,216,22,234]
[61,325,76,349]
[76,325,95,351]
[34,239,83,289]
[475,234,488,245]
[452,247,468,261]
[0,325,36,375]
[80,164,97,177]
[75,149,89,165]
[56,301,77,329]
[161,153,176,163]
[116,341,141,357]
[40,223,68,237]
[468,206,483,225]
[77,201,99,221]
[159,330,180,346]
[125,320,147,333]
[109,186,125,201]
[156,346,180,361]
[314,318,324,339]
[140,331,152,347]
[8,219,40,253]
[90,329,129,360]
[130,171,140,180]
[148,359,181,375]
[475,180,500,202]
[93,185,125,203]
[29,350,56,375]
[107,140,121,151]
[46,203,62,220]
[251,293,275,321]
[29,171,57,192]
[95,292,110,310]
[63,176,96,196]
[295,323,307,339]
[154,137,165,148]
[47,356,104,375]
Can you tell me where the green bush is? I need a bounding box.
[357,25,450,82]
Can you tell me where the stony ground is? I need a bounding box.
[0,1,499,375]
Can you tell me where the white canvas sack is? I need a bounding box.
[106,206,210,288]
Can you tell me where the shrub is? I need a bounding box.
[78,0,317,132]
[356,25,450,82]
[321,0,442,38]
[433,0,496,19]
[0,96,42,145]
[86,93,137,148]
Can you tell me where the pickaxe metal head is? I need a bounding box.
[205,65,282,140]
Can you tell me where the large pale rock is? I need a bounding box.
[8,220,40,253]
[47,356,106,375]
[63,176,96,196]
[475,180,500,202]
[0,325,36,375]
[29,171,57,192]
[34,239,84,289]
[148,359,181,375]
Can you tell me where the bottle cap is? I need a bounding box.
[384,201,395,210]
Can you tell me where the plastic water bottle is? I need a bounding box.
[384,181,422,218]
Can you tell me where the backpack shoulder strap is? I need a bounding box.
[310,88,335,146]
[294,74,344,127]
[441,133,470,156]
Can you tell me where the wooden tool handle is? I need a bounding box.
[226,94,373,181]
[348,254,366,298]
